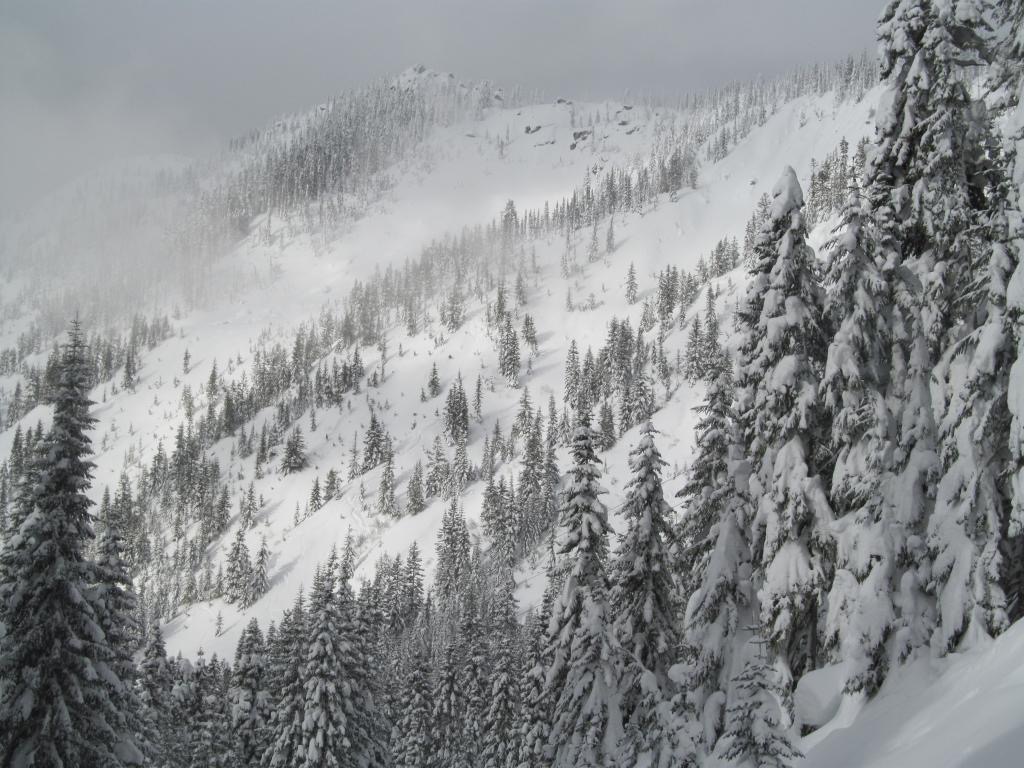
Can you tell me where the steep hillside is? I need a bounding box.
[1,73,880,661]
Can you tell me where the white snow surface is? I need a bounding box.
[802,621,1024,768]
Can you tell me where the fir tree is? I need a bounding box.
[482,574,524,768]
[714,642,801,768]
[735,167,833,700]
[231,618,272,764]
[405,460,426,516]
[543,413,620,767]
[263,593,307,767]
[394,642,433,767]
[251,536,271,603]
[611,422,682,767]
[225,527,253,606]
[301,565,357,768]
[282,426,308,474]
[377,446,399,517]
[0,321,144,767]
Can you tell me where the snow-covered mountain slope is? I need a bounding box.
[0,81,881,663]
[6,57,1024,764]
[801,620,1024,767]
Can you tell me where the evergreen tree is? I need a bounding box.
[543,413,620,767]
[610,422,683,767]
[500,317,522,387]
[394,642,433,767]
[377,446,399,517]
[676,363,735,591]
[427,363,442,398]
[251,536,271,603]
[626,263,639,305]
[301,565,357,768]
[225,527,253,606]
[309,475,323,512]
[94,501,150,764]
[282,427,308,474]
[456,602,490,767]
[482,575,523,768]
[405,460,426,516]
[821,180,900,694]
[138,623,176,765]
[324,469,339,501]
[430,637,466,767]
[518,565,556,768]
[263,592,307,767]
[0,321,144,767]
[735,167,833,700]
[424,436,450,498]
[713,642,801,768]
[231,618,272,764]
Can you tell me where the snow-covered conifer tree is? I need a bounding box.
[543,412,621,767]
[735,167,833,701]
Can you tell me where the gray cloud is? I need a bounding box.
[0,0,879,212]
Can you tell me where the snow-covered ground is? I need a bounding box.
[802,621,1024,767]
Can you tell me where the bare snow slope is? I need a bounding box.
[802,621,1024,767]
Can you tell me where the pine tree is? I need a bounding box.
[226,527,253,606]
[394,642,433,767]
[500,316,522,387]
[482,574,523,768]
[309,474,323,512]
[263,592,307,767]
[735,167,833,699]
[251,536,271,603]
[821,180,900,694]
[543,413,620,767]
[282,426,308,474]
[714,642,801,768]
[405,460,426,515]
[377,446,398,517]
[424,436,450,499]
[0,321,144,766]
[320,469,336,501]
[185,650,235,766]
[94,500,149,764]
[362,413,389,471]
[138,623,176,765]
[427,362,442,398]
[435,499,471,605]
[456,602,490,767]
[430,637,466,767]
[676,363,735,592]
[122,346,138,390]
[231,618,272,764]
[301,565,357,768]
[518,565,556,768]
[611,423,683,767]
[682,314,705,382]
[564,340,581,406]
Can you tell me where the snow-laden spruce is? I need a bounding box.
[735,166,833,704]
[542,414,622,767]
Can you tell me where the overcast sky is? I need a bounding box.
[0,0,879,212]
